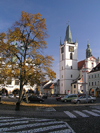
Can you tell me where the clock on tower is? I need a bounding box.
[69,46,74,52]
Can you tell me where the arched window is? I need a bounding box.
[70,53,73,59]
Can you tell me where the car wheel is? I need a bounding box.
[91,100,94,103]
[77,100,80,104]
[40,100,42,103]
[64,100,67,102]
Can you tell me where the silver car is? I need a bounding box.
[71,95,96,104]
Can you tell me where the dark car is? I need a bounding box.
[42,94,48,99]
[56,95,64,101]
[28,95,44,103]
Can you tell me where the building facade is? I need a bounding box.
[88,63,100,97]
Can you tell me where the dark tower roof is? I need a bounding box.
[64,25,73,43]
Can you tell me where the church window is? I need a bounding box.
[91,63,94,67]
[61,47,64,53]
[71,66,73,69]
[62,54,64,60]
[70,53,73,59]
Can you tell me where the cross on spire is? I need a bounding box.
[66,20,70,26]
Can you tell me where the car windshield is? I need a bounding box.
[64,95,68,98]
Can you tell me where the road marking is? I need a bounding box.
[83,110,100,116]
[73,110,89,117]
[64,111,76,118]
[49,129,73,133]
[92,109,100,114]
[0,116,75,133]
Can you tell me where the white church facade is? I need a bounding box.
[59,24,99,96]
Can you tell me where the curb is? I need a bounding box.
[1,100,100,107]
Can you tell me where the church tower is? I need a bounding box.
[86,43,92,58]
[59,25,79,94]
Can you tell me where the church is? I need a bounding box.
[59,24,99,95]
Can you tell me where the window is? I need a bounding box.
[15,80,19,85]
[6,79,11,84]
[92,82,93,86]
[62,54,64,60]
[98,81,99,85]
[74,85,76,88]
[95,75,96,78]
[89,82,90,86]
[61,47,64,53]
[95,82,96,85]
[71,66,73,69]
[71,75,72,78]
[92,75,93,78]
[91,63,94,67]
[89,76,90,79]
[70,53,73,59]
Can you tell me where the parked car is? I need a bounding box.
[78,93,86,97]
[16,94,19,98]
[24,95,44,103]
[56,95,64,101]
[1,94,7,98]
[41,94,48,99]
[71,95,96,104]
[8,94,14,98]
[61,94,78,102]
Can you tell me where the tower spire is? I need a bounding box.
[64,24,73,43]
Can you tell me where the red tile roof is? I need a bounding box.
[78,60,85,70]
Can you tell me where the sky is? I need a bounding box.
[0,0,100,80]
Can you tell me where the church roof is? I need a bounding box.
[78,60,85,70]
[43,83,54,89]
[65,25,73,43]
